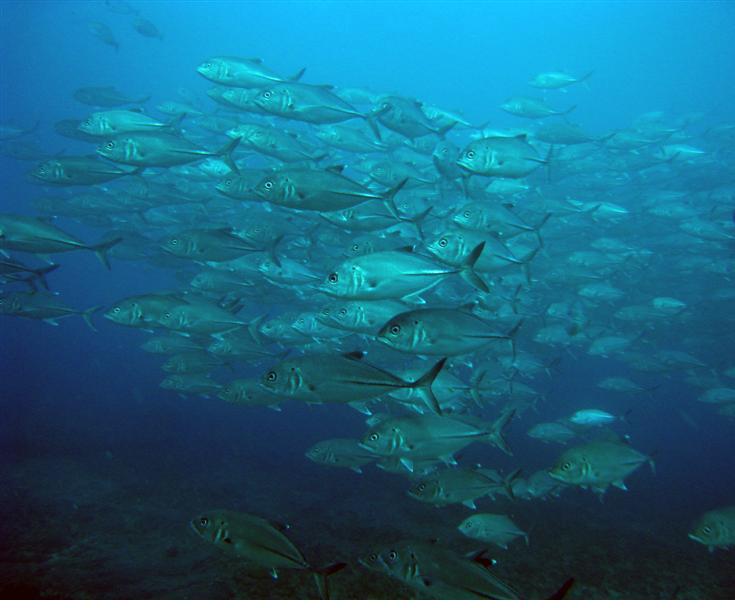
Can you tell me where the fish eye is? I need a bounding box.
[466,521,473,528]
[266,371,277,382]
[338,308,347,316]
[417,483,425,491]
[200,517,209,526]
[106,142,115,149]
[170,238,178,245]
[368,432,379,441]
[463,210,471,218]
[562,462,572,470]
[388,550,398,561]
[351,243,360,251]
[225,179,232,187]
[389,324,401,335]
[264,180,273,190]
[438,238,448,248]
[466,150,476,159]
[702,526,712,535]
[328,272,339,284]
[263,90,272,99]
[113,307,121,313]
[164,312,171,319]
[368,553,377,562]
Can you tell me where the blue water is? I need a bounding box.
[1,0,734,599]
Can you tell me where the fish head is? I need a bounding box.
[218,380,245,403]
[407,477,440,503]
[161,233,194,257]
[196,58,226,82]
[190,511,230,545]
[376,312,419,353]
[319,260,361,298]
[158,306,188,331]
[261,360,304,397]
[97,136,125,163]
[78,114,102,135]
[253,173,286,203]
[426,231,466,266]
[305,441,335,465]
[255,85,290,114]
[104,300,142,327]
[216,174,245,197]
[458,515,481,538]
[452,203,482,229]
[359,423,403,456]
[688,514,724,547]
[457,141,485,173]
[548,451,588,485]
[0,293,20,313]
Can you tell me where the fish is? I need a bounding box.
[196,56,305,88]
[458,513,529,548]
[549,438,654,495]
[218,378,284,411]
[78,110,175,136]
[567,408,630,427]
[96,132,241,172]
[527,422,578,445]
[305,438,379,473]
[528,70,593,89]
[73,86,149,107]
[457,134,549,178]
[319,243,489,303]
[190,510,345,598]
[408,467,515,509]
[360,540,520,599]
[688,506,735,552]
[88,21,119,51]
[500,96,576,119]
[260,352,446,414]
[132,16,163,40]
[360,409,516,469]
[0,291,100,331]
[376,307,520,356]
[0,214,121,269]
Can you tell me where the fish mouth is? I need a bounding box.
[455,158,473,171]
[687,533,704,544]
[547,471,566,483]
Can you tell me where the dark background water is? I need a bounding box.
[1,0,734,599]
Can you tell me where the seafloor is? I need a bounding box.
[1,434,733,600]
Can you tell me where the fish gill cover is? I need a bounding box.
[0,0,734,600]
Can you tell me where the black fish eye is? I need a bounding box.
[388,550,398,561]
[328,272,339,283]
[225,179,232,186]
[703,526,712,534]
[266,371,277,382]
[368,432,379,441]
[113,307,121,313]
[417,483,425,491]
[264,180,273,190]
[106,142,115,149]
[466,150,476,159]
[463,210,471,218]
[389,324,400,335]
[170,238,178,245]
[263,91,272,99]
[562,462,572,470]
[439,238,448,248]
[200,517,209,526]
[466,521,473,528]
[339,308,347,316]
[351,244,359,251]
[368,553,377,562]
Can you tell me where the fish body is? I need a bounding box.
[458,513,528,548]
[457,134,547,178]
[197,56,304,88]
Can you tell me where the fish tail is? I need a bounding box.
[381,177,408,219]
[217,136,241,174]
[88,236,123,270]
[458,240,490,293]
[435,120,457,139]
[547,577,576,600]
[311,562,347,599]
[266,234,285,268]
[409,357,447,415]
[485,408,515,455]
[80,305,102,332]
[506,319,524,362]
[364,112,382,141]
[402,205,433,240]
[545,145,554,182]
[532,212,552,249]
[287,67,306,82]
[33,263,60,290]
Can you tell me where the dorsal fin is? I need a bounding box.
[246,57,263,64]
[342,351,365,361]
[326,164,345,174]
[515,133,527,140]
[394,245,415,253]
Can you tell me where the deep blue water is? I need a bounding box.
[1,0,734,600]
